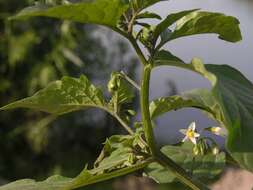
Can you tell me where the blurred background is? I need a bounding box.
[0,0,253,189]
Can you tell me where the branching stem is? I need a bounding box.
[113,113,134,135]
[120,71,141,91]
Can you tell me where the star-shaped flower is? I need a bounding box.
[179,122,200,145]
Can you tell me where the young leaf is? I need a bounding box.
[11,0,129,28]
[108,72,135,123]
[108,72,134,106]
[0,75,107,115]
[145,143,225,183]
[94,133,148,172]
[151,56,253,172]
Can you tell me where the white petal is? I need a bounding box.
[189,137,197,144]
[179,129,187,135]
[189,122,196,130]
[182,136,188,142]
[194,133,200,138]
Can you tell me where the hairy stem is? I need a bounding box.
[113,113,134,135]
[129,36,147,65]
[140,64,156,155]
[120,71,141,91]
[127,30,209,190]
[72,158,154,190]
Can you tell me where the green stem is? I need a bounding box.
[111,28,147,66]
[120,71,141,91]
[129,36,147,65]
[139,64,209,190]
[113,113,134,135]
[140,64,156,155]
[72,158,154,190]
[126,28,209,190]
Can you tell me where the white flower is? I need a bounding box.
[179,122,200,145]
[206,126,227,137]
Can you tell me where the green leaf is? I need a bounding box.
[169,11,242,43]
[0,175,74,190]
[108,72,134,106]
[145,143,225,183]
[153,50,183,65]
[136,11,162,20]
[0,160,151,190]
[151,56,253,172]
[107,72,135,123]
[95,130,148,168]
[154,10,242,49]
[11,0,129,28]
[131,0,167,11]
[153,9,199,43]
[150,89,216,120]
[0,75,108,115]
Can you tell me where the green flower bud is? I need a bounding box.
[211,146,219,155]
[193,145,200,156]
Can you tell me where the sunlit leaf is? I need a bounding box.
[0,75,107,115]
[11,0,129,28]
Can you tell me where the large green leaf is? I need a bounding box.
[154,10,242,49]
[0,75,108,115]
[170,11,242,42]
[11,0,129,28]
[145,143,225,183]
[151,55,253,172]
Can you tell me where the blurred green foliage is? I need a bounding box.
[0,0,137,184]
